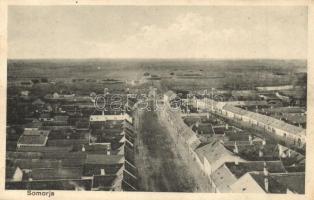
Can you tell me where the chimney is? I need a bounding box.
[235,159,239,165]
[278,145,283,157]
[100,168,105,175]
[28,171,33,181]
[249,135,253,145]
[196,121,199,128]
[288,149,291,158]
[264,177,269,192]
[233,141,239,154]
[107,146,111,155]
[263,162,269,176]
[259,149,264,157]
[82,145,85,152]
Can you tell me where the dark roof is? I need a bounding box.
[84,144,110,154]
[271,173,305,194]
[17,145,73,153]
[249,172,289,193]
[223,131,251,142]
[43,151,87,160]
[23,129,50,136]
[6,179,93,190]
[39,113,52,119]
[6,151,43,160]
[47,139,89,148]
[6,166,18,180]
[31,167,82,180]
[192,123,214,135]
[75,121,90,129]
[122,170,137,190]
[93,175,117,189]
[11,159,61,169]
[225,161,286,178]
[83,163,123,176]
[85,154,124,165]
[213,127,226,135]
[225,143,280,161]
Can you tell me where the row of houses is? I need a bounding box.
[190,96,306,148]
[161,91,305,194]
[6,91,138,191]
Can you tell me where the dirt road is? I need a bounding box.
[134,103,199,192]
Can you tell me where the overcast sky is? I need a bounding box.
[8,6,307,59]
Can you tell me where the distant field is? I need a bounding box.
[7,59,307,91]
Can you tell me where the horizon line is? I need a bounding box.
[7,57,307,61]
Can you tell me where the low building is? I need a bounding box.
[256,85,294,91]
[6,165,23,182]
[221,104,306,147]
[194,139,245,178]
[231,172,305,194]
[17,129,50,148]
[210,161,286,193]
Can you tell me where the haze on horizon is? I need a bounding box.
[8,6,307,59]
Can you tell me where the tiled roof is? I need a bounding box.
[222,105,305,136]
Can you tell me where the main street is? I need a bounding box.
[134,99,200,192]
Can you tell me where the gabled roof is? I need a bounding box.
[237,171,302,194]
[225,161,286,178]
[195,140,244,172]
[224,143,280,161]
[271,172,305,194]
[195,140,234,164]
